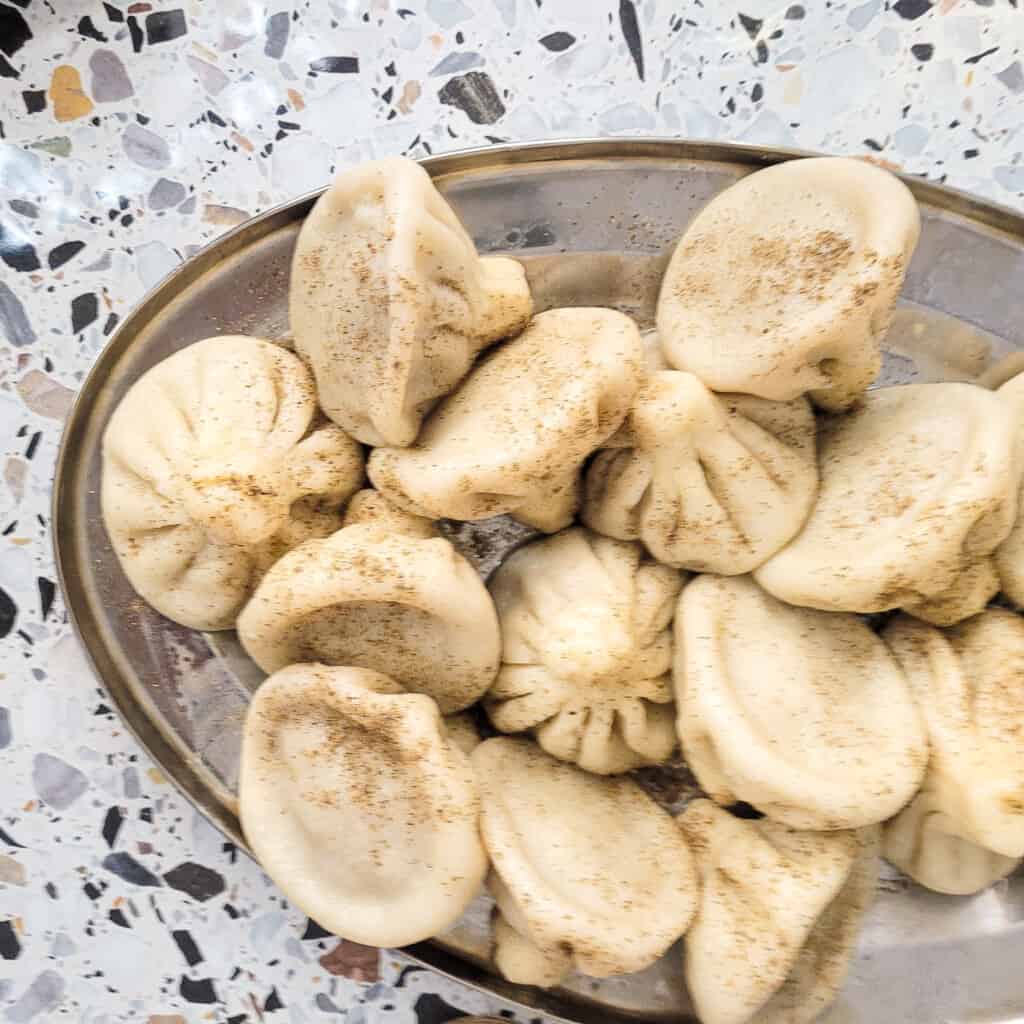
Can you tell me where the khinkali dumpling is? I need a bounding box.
[240,663,487,946]
[291,156,532,447]
[883,611,1024,860]
[485,528,683,774]
[102,335,364,630]
[583,371,817,574]
[678,799,879,1024]
[675,574,926,830]
[994,373,1024,607]
[755,382,1020,619]
[473,737,698,985]
[657,157,919,410]
[236,522,499,713]
[368,308,643,533]
[883,789,1020,896]
[340,487,437,537]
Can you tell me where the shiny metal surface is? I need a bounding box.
[53,139,1024,1023]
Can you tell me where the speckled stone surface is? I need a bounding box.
[1,0,1023,1020]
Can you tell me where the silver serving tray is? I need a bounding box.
[53,140,1024,1024]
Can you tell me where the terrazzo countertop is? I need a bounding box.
[1,0,1023,1021]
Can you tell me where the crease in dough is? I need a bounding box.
[678,799,879,1024]
[485,527,684,774]
[657,156,920,410]
[583,370,817,574]
[883,788,1020,896]
[675,574,926,830]
[102,335,364,630]
[883,610,1024,861]
[240,663,487,947]
[755,382,1021,619]
[290,156,532,447]
[236,521,500,713]
[368,307,643,533]
[473,737,698,986]
[341,487,438,538]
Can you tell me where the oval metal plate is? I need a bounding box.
[53,139,1024,1024]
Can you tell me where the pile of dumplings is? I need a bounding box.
[100,154,1024,1024]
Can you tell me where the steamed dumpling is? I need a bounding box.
[340,487,437,538]
[679,799,879,1024]
[583,371,817,574]
[485,528,684,774]
[657,156,920,410]
[675,574,926,830]
[474,738,697,986]
[291,156,532,447]
[101,335,364,630]
[368,308,643,533]
[240,663,487,946]
[883,611,1024,860]
[236,522,499,713]
[994,372,1024,607]
[755,382,1020,620]
[883,789,1020,896]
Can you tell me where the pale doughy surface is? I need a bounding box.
[239,663,487,946]
[657,156,920,410]
[883,610,1024,860]
[485,527,683,774]
[679,799,878,1024]
[883,788,1021,896]
[367,307,643,532]
[755,382,1020,617]
[291,156,532,447]
[583,371,817,574]
[101,335,364,631]
[675,574,926,830]
[236,522,500,713]
[472,737,698,982]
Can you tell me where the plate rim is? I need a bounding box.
[50,136,1024,1024]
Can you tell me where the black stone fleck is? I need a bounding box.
[48,240,85,270]
[24,430,40,460]
[77,15,108,42]
[0,587,14,640]
[172,929,203,967]
[301,917,331,940]
[0,5,31,57]
[0,55,17,79]
[83,881,103,900]
[395,965,426,987]
[0,228,39,273]
[385,60,397,76]
[265,988,284,1012]
[0,920,20,960]
[21,89,44,113]
[964,147,979,159]
[101,806,124,848]
[146,9,186,45]
[179,976,218,1004]
[0,707,10,749]
[911,43,934,61]
[45,882,57,898]
[738,11,762,37]
[71,292,99,333]
[31,582,53,628]
[126,15,143,52]
[102,851,161,887]
[207,109,226,127]
[538,31,575,51]
[223,903,240,919]
[751,82,763,101]
[438,70,505,124]
[108,907,131,928]
[893,0,933,18]
[163,862,225,902]
[264,10,289,59]
[755,39,768,63]
[864,138,884,151]
[618,0,644,80]
[413,993,465,1024]
[103,2,124,22]
[9,199,36,217]
[103,312,119,335]
[310,55,359,73]
[786,4,805,17]
[965,46,999,65]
